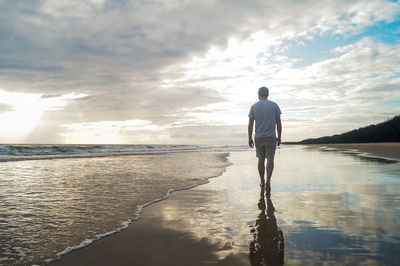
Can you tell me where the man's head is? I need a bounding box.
[258,87,269,99]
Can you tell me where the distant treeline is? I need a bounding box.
[292,115,400,144]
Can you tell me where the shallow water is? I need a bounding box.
[0,150,230,265]
[2,145,399,265]
[155,146,400,265]
[272,147,400,265]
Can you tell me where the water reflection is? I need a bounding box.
[310,146,399,164]
[249,188,284,265]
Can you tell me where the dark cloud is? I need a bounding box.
[0,63,63,72]
[0,103,14,112]
[0,0,363,95]
[40,93,62,98]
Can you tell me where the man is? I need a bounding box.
[248,87,282,188]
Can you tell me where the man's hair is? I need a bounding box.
[258,87,269,97]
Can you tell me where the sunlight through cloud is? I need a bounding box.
[0,90,88,142]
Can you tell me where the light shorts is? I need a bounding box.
[255,137,277,160]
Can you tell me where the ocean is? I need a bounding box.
[0,144,240,265]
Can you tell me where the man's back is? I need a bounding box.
[248,86,282,188]
[249,100,281,138]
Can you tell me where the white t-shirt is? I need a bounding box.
[248,99,282,138]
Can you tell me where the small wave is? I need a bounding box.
[0,144,245,163]
[0,146,12,155]
[45,219,132,264]
[53,146,81,153]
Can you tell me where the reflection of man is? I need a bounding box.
[249,189,284,265]
[248,87,282,188]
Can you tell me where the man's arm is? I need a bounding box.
[248,117,255,148]
[276,114,282,146]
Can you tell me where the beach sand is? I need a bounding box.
[51,144,400,266]
[321,142,400,160]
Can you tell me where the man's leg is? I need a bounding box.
[258,157,266,185]
[266,158,274,186]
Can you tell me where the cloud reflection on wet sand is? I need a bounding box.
[155,147,400,265]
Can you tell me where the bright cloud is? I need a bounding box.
[59,119,165,144]
[0,89,87,142]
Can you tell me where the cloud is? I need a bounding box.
[0,103,14,112]
[285,106,323,112]
[0,89,89,142]
[166,125,247,145]
[284,37,400,99]
[282,38,400,138]
[0,0,399,143]
[58,119,165,144]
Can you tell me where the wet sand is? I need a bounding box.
[51,146,400,265]
[321,142,400,160]
[50,188,249,266]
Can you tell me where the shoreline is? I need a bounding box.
[50,152,245,266]
[314,142,400,160]
[46,152,231,265]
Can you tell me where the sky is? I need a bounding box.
[0,0,399,145]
